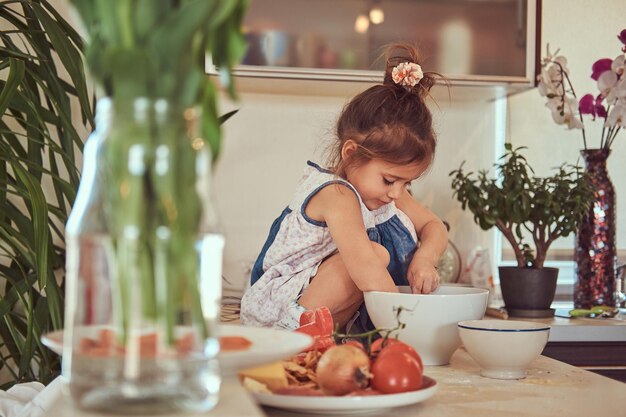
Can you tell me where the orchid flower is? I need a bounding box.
[539,29,625,150]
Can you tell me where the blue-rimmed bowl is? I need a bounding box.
[458,319,550,380]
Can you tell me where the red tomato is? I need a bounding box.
[371,348,423,394]
[343,340,365,351]
[370,338,423,372]
[369,337,398,357]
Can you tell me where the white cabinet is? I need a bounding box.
[230,0,540,95]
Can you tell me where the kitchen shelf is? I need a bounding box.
[228,72,526,102]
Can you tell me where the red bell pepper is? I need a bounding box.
[295,306,336,352]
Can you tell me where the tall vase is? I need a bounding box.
[63,98,224,413]
[574,149,616,308]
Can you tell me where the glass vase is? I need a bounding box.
[574,149,616,308]
[63,98,223,413]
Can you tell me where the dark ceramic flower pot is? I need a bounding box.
[498,266,559,318]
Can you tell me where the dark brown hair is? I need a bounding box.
[329,43,441,177]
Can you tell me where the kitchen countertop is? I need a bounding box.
[21,347,626,417]
[266,348,626,417]
[503,310,626,342]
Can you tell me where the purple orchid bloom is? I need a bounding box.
[579,94,608,120]
[579,94,596,117]
[591,58,613,80]
[595,95,608,118]
[618,29,626,45]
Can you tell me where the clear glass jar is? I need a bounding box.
[63,98,223,413]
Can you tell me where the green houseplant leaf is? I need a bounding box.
[0,0,94,388]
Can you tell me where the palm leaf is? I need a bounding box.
[0,0,93,387]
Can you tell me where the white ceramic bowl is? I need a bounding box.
[458,319,550,380]
[363,285,489,365]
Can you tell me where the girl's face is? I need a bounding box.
[344,158,427,210]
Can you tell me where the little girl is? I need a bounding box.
[240,44,449,331]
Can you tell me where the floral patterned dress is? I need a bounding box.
[240,161,418,329]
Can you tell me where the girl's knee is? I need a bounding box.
[371,242,390,266]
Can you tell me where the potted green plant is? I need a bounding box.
[450,143,594,317]
[0,0,93,388]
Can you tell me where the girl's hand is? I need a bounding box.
[408,257,440,294]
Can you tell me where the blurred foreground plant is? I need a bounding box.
[64,0,247,347]
[0,0,93,388]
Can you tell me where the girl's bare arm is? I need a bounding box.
[395,189,448,292]
[305,184,398,293]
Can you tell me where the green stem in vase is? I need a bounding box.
[152,111,179,345]
[152,103,207,344]
[104,99,158,344]
[606,126,620,150]
[154,226,174,345]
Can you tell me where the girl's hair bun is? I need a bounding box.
[382,43,437,98]
[329,42,442,177]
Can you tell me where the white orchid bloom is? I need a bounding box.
[606,103,626,127]
[606,77,626,104]
[552,56,569,73]
[548,96,582,129]
[565,96,584,129]
[538,77,561,97]
[538,32,625,149]
[597,70,618,97]
[545,97,561,112]
[544,64,566,93]
[541,44,559,65]
[611,54,625,75]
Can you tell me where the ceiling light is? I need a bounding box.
[369,6,384,24]
[354,14,370,33]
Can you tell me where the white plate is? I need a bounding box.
[41,324,312,376]
[252,376,437,415]
[217,325,312,374]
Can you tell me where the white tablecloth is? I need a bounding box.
[16,377,264,417]
[0,382,44,417]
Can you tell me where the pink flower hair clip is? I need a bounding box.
[392,62,424,89]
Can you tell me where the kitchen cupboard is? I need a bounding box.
[229,0,541,94]
[506,315,626,384]
[542,342,626,383]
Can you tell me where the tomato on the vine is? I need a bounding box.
[370,338,423,372]
[370,347,423,394]
[369,336,398,357]
[342,339,365,351]
[369,339,423,394]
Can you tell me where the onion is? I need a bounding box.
[316,345,372,395]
